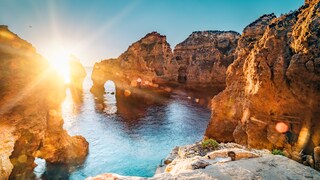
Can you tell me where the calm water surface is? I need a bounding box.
[35,68,221,179]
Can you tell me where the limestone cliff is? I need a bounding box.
[91,32,173,96]
[117,32,173,77]
[171,31,240,85]
[0,25,88,179]
[92,31,240,94]
[205,0,320,162]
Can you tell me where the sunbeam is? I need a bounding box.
[0,66,52,115]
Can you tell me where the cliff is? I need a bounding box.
[117,32,173,77]
[0,26,88,179]
[205,0,320,164]
[91,31,240,97]
[171,31,240,85]
[90,32,173,96]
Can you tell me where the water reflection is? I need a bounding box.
[94,80,170,122]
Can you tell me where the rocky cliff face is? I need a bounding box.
[0,25,88,179]
[170,31,240,85]
[118,32,173,77]
[205,0,320,162]
[91,32,173,96]
[92,31,240,96]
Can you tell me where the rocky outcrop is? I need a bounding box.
[87,143,320,180]
[205,0,320,161]
[0,25,88,179]
[91,31,240,97]
[91,32,173,96]
[205,13,276,143]
[170,31,240,85]
[117,32,173,78]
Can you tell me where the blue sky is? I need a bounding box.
[0,0,303,66]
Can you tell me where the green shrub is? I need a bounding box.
[201,139,219,149]
[272,149,285,156]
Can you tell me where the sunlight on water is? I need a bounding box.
[37,68,215,179]
[62,89,78,131]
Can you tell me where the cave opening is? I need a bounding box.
[33,158,46,179]
[103,80,117,114]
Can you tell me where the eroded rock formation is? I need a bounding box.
[0,25,88,179]
[205,0,320,161]
[91,32,173,96]
[171,31,240,85]
[91,30,240,98]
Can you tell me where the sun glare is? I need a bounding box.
[46,47,71,84]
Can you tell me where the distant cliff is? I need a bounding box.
[91,30,240,96]
[0,25,88,179]
[171,31,240,85]
[91,32,172,96]
[205,0,320,164]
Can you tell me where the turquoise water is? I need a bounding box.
[34,68,219,179]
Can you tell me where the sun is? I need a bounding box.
[46,47,71,84]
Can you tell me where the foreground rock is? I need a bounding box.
[205,0,320,160]
[0,25,88,179]
[87,143,320,180]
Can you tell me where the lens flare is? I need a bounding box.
[46,47,71,83]
[275,122,289,133]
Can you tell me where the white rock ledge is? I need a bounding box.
[87,143,320,180]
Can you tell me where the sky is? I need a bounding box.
[0,0,304,66]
